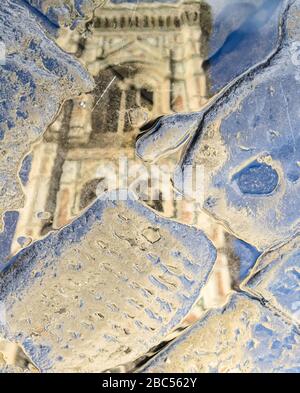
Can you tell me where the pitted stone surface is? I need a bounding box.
[25,0,99,27]
[0,0,94,230]
[1,0,299,374]
[136,0,285,165]
[172,0,300,250]
[144,293,300,373]
[0,192,216,372]
[243,232,300,326]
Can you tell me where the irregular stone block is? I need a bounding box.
[136,113,200,163]
[172,0,300,250]
[136,0,285,165]
[25,0,99,28]
[0,191,216,372]
[243,232,300,326]
[144,292,300,373]
[0,0,94,229]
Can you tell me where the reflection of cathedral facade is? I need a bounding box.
[15,0,211,238]
[13,1,232,308]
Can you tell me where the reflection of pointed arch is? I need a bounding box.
[91,67,121,134]
[91,63,163,137]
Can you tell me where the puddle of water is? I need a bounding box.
[1,0,286,372]
[7,1,262,300]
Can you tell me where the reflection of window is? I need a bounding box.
[91,65,154,136]
[92,68,121,133]
[79,178,106,209]
[123,85,153,132]
[140,88,153,110]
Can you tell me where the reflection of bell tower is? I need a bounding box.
[12,1,233,312]
[12,0,211,250]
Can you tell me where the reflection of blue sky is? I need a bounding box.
[204,0,283,93]
[233,238,260,280]
[19,154,32,187]
[267,250,300,321]
[0,212,19,269]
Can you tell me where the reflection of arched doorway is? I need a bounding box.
[91,64,156,138]
[11,0,211,256]
[79,178,107,210]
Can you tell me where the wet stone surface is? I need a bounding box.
[0,0,94,229]
[168,0,300,250]
[0,192,216,372]
[243,232,300,326]
[205,0,283,94]
[0,0,299,373]
[25,0,100,28]
[143,292,300,373]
